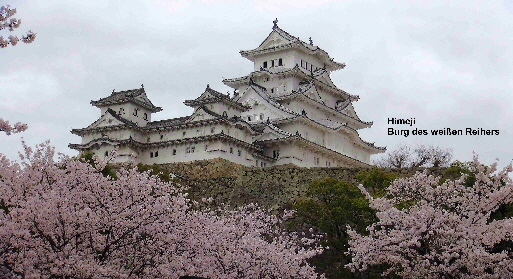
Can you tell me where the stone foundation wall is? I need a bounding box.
[158,158,446,210]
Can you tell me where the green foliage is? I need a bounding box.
[441,160,476,187]
[293,178,382,278]
[78,152,117,179]
[356,167,400,197]
[136,163,172,183]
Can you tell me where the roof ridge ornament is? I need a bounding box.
[141,84,144,89]
[309,37,313,45]
[273,18,278,29]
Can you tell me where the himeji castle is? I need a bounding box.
[69,20,385,168]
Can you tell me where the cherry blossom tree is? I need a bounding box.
[0,142,324,278]
[347,157,513,278]
[0,5,36,48]
[0,119,27,135]
[374,144,453,168]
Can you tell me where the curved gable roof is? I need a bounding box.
[91,86,162,113]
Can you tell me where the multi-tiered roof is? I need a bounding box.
[70,20,384,167]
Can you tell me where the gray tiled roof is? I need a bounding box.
[145,116,190,129]
[91,87,162,113]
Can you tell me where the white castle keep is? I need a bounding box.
[69,20,385,168]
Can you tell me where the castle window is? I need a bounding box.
[118,108,125,115]
[259,113,264,120]
[186,147,190,153]
[155,151,159,157]
[160,135,163,140]
[191,147,195,153]
[147,137,150,143]
[150,152,154,158]
[143,113,148,120]
[256,160,259,166]
[271,88,274,93]
[183,131,186,137]
[238,150,241,156]
[265,77,269,82]
[271,60,275,67]
[230,147,233,154]
[278,58,283,66]
[263,61,267,68]
[211,127,215,133]
[172,149,176,155]
[248,116,252,121]
[133,108,139,116]
[105,151,108,157]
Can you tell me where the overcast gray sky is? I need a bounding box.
[2,0,513,169]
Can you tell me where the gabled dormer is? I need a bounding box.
[90,85,162,127]
[240,19,346,73]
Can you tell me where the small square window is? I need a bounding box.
[183,131,186,137]
[155,151,159,157]
[150,152,154,158]
[278,58,283,66]
[160,135,163,140]
[263,61,267,68]
[172,149,176,155]
[191,147,195,153]
[238,150,241,156]
[211,127,215,133]
[271,60,275,67]
[230,147,233,154]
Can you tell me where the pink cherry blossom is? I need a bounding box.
[347,157,513,278]
[0,5,36,48]
[0,141,324,278]
[0,119,27,135]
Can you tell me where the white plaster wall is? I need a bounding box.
[279,122,324,145]
[270,143,339,168]
[253,49,294,72]
[293,51,323,73]
[209,102,238,118]
[137,140,260,166]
